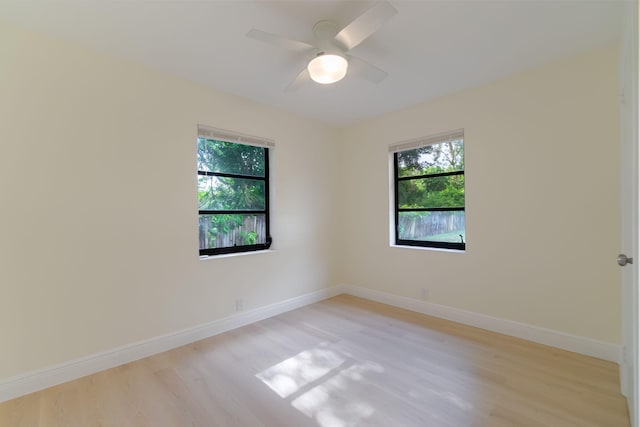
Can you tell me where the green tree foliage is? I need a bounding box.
[397,140,464,209]
[198,138,265,176]
[197,138,267,248]
[198,138,265,209]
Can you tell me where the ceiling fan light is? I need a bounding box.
[307,54,348,84]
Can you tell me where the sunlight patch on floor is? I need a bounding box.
[291,363,381,427]
[256,344,384,426]
[256,344,346,399]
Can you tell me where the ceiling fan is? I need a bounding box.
[246,1,397,91]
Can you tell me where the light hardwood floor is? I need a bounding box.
[0,295,630,427]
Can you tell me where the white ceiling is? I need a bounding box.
[0,0,627,126]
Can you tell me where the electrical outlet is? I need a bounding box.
[235,298,244,312]
[420,288,428,300]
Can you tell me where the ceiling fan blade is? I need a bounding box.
[285,67,311,92]
[335,1,397,51]
[246,29,315,53]
[347,55,388,83]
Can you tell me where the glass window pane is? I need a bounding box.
[198,175,265,210]
[398,211,465,243]
[398,175,464,209]
[199,214,266,249]
[397,139,464,177]
[197,138,265,177]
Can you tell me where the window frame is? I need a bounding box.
[391,130,466,251]
[197,126,273,257]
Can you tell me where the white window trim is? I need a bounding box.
[388,129,464,153]
[389,129,466,251]
[197,125,275,256]
[197,125,275,149]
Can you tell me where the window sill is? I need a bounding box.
[199,249,275,261]
[390,244,465,254]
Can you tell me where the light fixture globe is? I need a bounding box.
[307,53,348,84]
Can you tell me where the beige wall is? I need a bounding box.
[0,24,341,380]
[338,45,621,343]
[0,22,622,384]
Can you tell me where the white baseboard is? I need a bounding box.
[0,284,621,404]
[621,360,632,397]
[620,360,637,427]
[341,284,621,363]
[0,286,342,403]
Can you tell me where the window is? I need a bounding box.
[197,126,273,256]
[391,130,465,250]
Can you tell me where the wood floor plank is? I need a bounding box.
[0,295,630,426]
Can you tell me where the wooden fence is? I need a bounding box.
[199,215,266,249]
[399,211,465,240]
